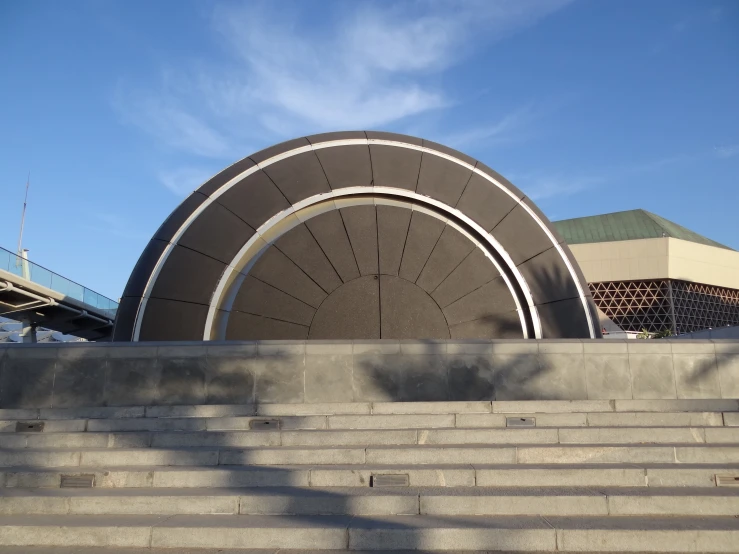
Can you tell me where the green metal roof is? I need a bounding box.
[552,209,734,251]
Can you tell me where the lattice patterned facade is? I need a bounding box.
[590,279,739,334]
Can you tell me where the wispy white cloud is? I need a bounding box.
[714,144,739,159]
[619,154,698,174]
[114,0,573,188]
[158,167,216,196]
[88,213,150,241]
[113,85,234,158]
[206,0,571,133]
[438,106,536,149]
[514,152,701,202]
[511,173,605,201]
[652,7,725,55]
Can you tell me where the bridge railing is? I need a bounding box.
[0,246,118,319]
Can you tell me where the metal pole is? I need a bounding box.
[17,172,30,257]
[667,279,678,335]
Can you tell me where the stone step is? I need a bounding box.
[1,513,738,551]
[0,549,736,554]
[4,411,733,434]
[2,443,739,468]
[364,445,739,465]
[4,463,739,489]
[3,399,737,422]
[2,486,739,517]
[3,427,739,450]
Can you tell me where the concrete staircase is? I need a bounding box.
[1,399,739,552]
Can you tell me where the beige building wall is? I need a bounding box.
[569,238,739,290]
[569,238,669,283]
[668,239,739,289]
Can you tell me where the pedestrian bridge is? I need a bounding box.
[0,246,117,341]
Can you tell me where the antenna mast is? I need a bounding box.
[17,172,30,256]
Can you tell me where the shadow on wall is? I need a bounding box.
[356,259,596,403]
[0,264,593,409]
[684,353,724,390]
[358,337,547,404]
[0,344,294,409]
[0,345,554,551]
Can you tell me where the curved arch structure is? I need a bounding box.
[114,131,600,342]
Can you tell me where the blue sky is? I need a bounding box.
[1,0,737,300]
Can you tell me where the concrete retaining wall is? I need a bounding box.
[0,340,737,408]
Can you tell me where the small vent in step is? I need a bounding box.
[249,418,281,430]
[16,421,44,433]
[506,417,535,428]
[370,474,409,487]
[716,475,739,487]
[61,474,95,488]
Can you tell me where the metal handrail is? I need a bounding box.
[0,246,118,318]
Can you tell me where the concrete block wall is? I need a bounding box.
[0,340,737,409]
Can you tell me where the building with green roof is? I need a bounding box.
[552,210,739,335]
[554,209,733,251]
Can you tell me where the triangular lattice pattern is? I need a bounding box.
[671,280,739,334]
[589,279,739,334]
[590,280,672,333]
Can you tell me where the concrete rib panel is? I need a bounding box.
[432,248,501,308]
[309,275,380,339]
[226,312,308,340]
[523,196,565,244]
[262,151,331,204]
[304,210,360,283]
[443,276,517,326]
[314,144,373,190]
[416,226,475,293]
[153,192,209,243]
[476,161,527,201]
[380,275,449,339]
[341,205,379,276]
[111,297,141,341]
[275,223,343,294]
[493,204,553,265]
[248,247,327,309]
[216,170,291,230]
[139,298,210,341]
[536,297,591,339]
[377,205,412,276]
[422,138,477,166]
[150,245,226,306]
[366,131,423,145]
[249,137,311,165]
[307,130,367,143]
[196,157,257,196]
[178,202,255,265]
[518,246,580,305]
[369,145,422,191]
[449,310,524,339]
[398,211,447,283]
[232,276,315,326]
[416,153,473,207]
[456,173,518,231]
[121,239,168,298]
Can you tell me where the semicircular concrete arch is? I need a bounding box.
[113,131,600,342]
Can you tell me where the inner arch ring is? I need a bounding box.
[203,187,540,341]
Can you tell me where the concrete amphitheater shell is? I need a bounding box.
[113,131,600,342]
